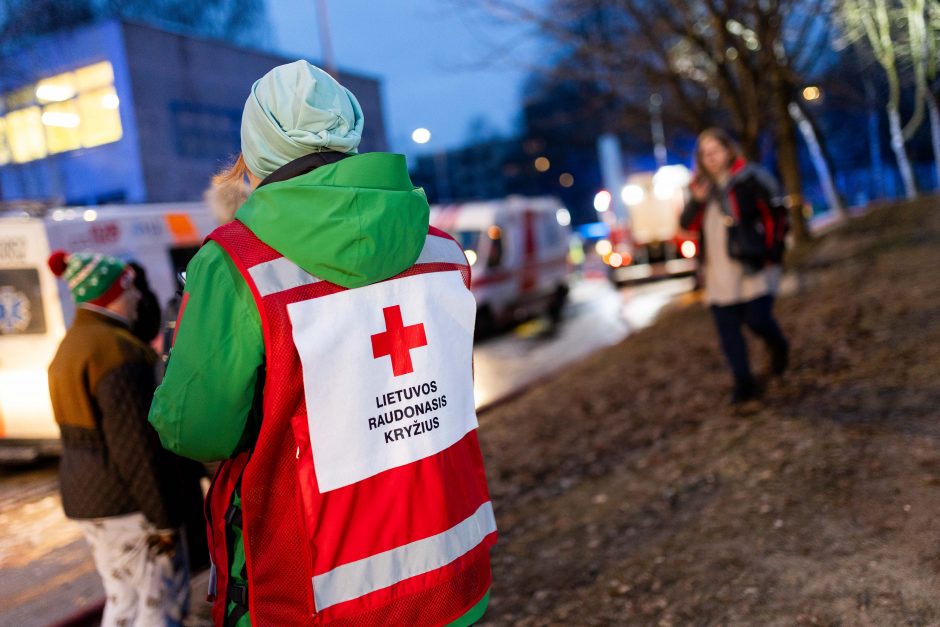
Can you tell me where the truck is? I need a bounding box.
[430,196,572,335]
[0,203,216,461]
[596,165,699,283]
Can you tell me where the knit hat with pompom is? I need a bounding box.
[47,250,131,305]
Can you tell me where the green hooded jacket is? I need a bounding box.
[150,152,429,459]
[148,153,487,626]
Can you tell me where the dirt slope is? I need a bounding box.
[478,198,940,626]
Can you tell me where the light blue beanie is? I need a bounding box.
[241,61,364,179]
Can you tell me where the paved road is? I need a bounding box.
[0,460,100,626]
[473,276,695,409]
[0,276,692,626]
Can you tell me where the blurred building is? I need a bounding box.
[410,138,521,204]
[0,20,388,205]
[410,134,601,226]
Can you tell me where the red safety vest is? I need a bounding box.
[204,220,496,626]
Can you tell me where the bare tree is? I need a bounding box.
[789,99,846,217]
[839,0,919,198]
[478,0,843,241]
[900,0,940,188]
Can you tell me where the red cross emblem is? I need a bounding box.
[371,305,428,377]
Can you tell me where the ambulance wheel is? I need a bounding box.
[475,306,496,339]
[548,284,568,325]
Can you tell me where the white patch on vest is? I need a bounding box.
[288,271,477,493]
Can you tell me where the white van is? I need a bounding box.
[430,196,572,333]
[0,203,216,460]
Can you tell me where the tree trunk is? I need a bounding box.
[789,101,846,218]
[776,117,810,242]
[887,105,918,199]
[739,132,761,163]
[770,74,810,242]
[927,92,940,191]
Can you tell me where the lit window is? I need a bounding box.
[75,62,114,92]
[36,73,77,103]
[7,107,47,163]
[0,61,122,165]
[42,100,82,154]
[77,86,122,148]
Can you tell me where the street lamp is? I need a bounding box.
[593,190,612,213]
[411,128,431,144]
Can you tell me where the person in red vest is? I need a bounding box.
[149,60,496,626]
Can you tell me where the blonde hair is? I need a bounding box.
[212,153,250,187]
[694,128,742,183]
[205,153,251,224]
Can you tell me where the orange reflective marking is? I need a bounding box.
[165,213,198,243]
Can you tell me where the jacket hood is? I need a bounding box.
[235,152,429,289]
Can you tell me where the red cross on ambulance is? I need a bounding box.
[370,305,428,376]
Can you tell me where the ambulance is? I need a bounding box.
[430,196,572,334]
[597,165,699,283]
[0,203,216,461]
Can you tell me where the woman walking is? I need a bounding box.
[680,128,790,403]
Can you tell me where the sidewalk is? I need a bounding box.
[50,569,214,627]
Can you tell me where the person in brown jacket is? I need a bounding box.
[46,250,193,627]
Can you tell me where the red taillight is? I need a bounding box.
[680,240,697,259]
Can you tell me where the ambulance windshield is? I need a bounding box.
[454,230,481,253]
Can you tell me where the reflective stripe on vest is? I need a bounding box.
[248,232,467,298]
[313,501,496,611]
[249,256,321,297]
[414,232,468,267]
